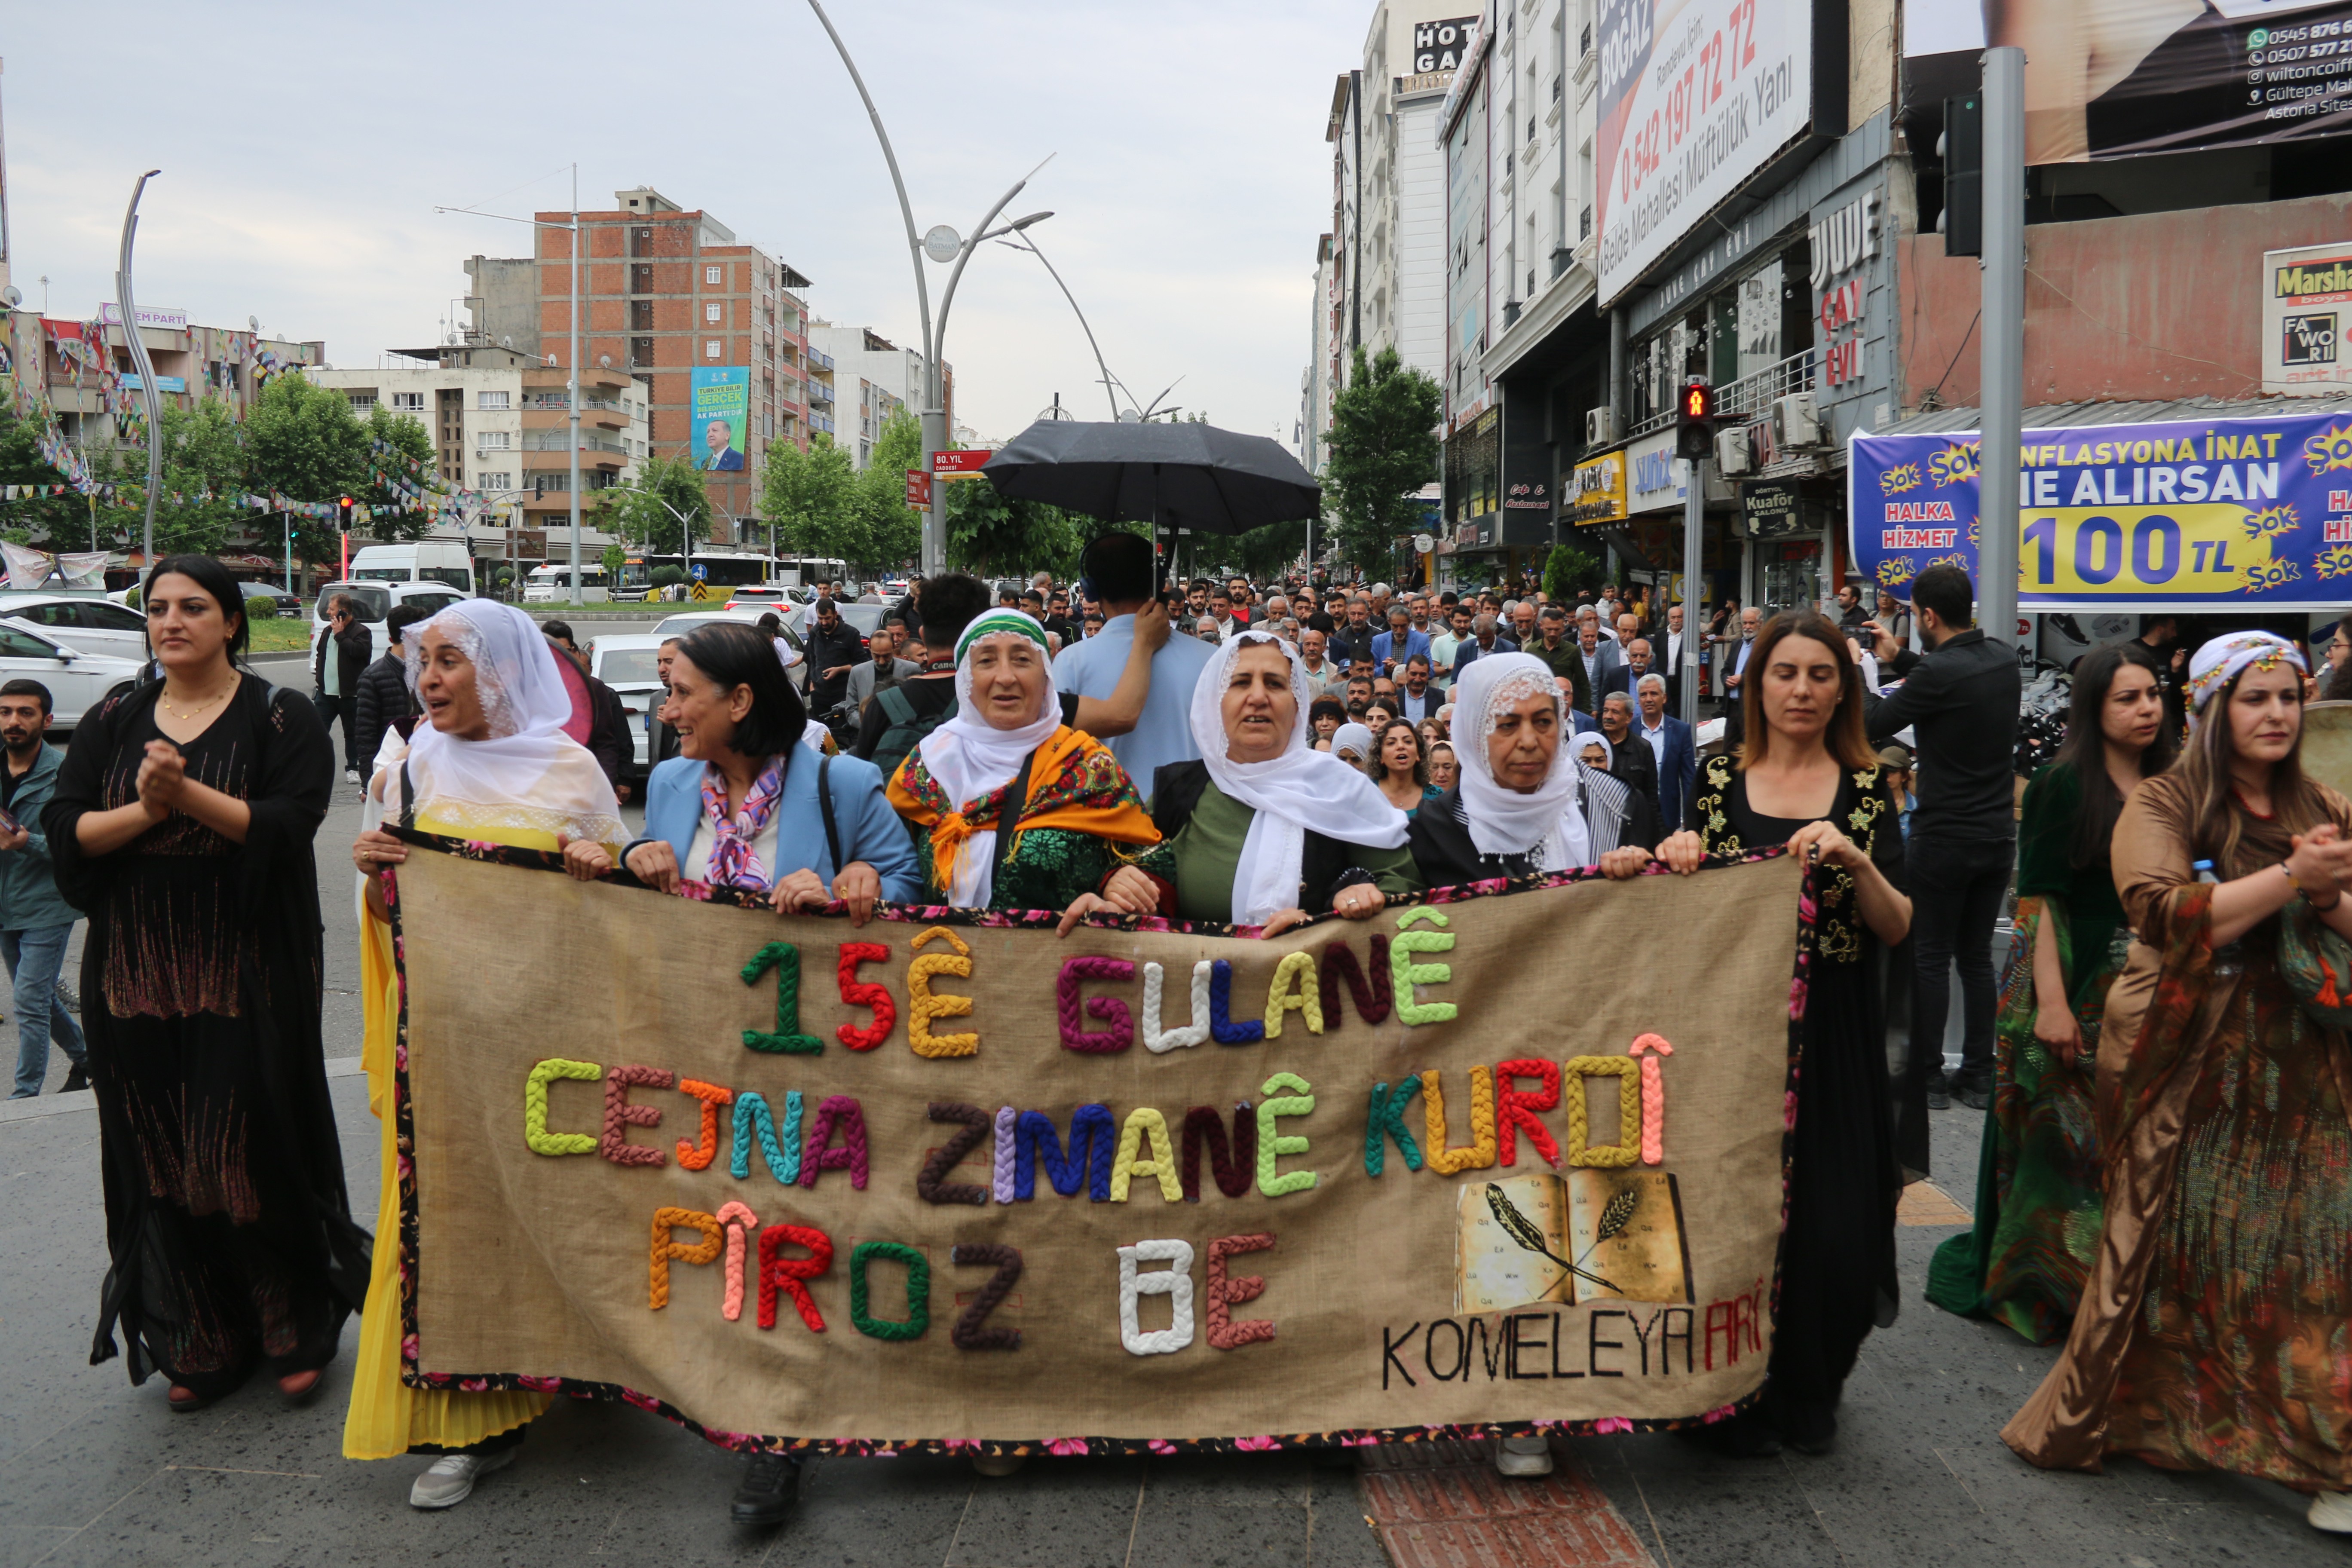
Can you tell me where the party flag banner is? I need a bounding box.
[1850,408,2352,609]
[389,840,1808,1455]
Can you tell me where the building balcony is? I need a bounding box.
[806,380,835,405]
[522,401,628,433]
[1714,349,1817,422]
[521,444,626,472]
[806,346,834,371]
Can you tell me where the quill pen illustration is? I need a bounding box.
[1483,1182,1623,1297]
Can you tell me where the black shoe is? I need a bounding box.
[59,1066,89,1093]
[730,1451,800,1527]
[1956,1077,1991,1112]
[1772,1403,1838,1456]
[1672,1412,1782,1458]
[1925,1072,1951,1111]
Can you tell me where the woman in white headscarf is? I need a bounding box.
[1140,630,1418,936]
[1570,729,1613,769]
[342,599,625,1507]
[885,607,1164,922]
[1330,720,1376,770]
[1409,652,1660,890]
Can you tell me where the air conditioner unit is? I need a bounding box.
[1771,392,1822,449]
[1713,424,1753,476]
[1583,406,1619,446]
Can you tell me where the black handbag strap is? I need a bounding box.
[817,753,842,874]
[398,756,416,832]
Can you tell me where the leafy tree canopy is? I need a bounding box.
[1320,345,1441,580]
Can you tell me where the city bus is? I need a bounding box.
[615,551,778,600]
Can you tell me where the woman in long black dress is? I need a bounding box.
[1651,609,1911,1455]
[48,555,366,1410]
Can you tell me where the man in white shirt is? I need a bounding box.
[1297,628,1341,698]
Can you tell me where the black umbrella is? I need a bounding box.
[979,419,1320,536]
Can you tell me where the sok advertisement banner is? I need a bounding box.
[389,841,1808,1454]
[1850,409,2352,609]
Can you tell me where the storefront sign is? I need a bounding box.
[1740,481,1806,539]
[1627,430,1685,514]
[1570,451,1630,526]
[2265,241,2352,395]
[1504,481,1552,511]
[1850,410,2352,609]
[1811,190,1878,392]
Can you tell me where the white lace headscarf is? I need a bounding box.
[379,598,625,849]
[1188,631,1407,924]
[1452,652,1591,871]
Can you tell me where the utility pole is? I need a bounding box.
[568,165,581,608]
[1976,47,2025,646]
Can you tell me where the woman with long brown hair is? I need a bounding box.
[1928,642,2173,1342]
[1650,609,1911,1456]
[2005,633,2352,1537]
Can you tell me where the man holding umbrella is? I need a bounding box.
[1051,533,1213,802]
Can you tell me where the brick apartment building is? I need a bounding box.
[468,186,816,546]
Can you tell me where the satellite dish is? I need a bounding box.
[248,315,259,332]
[922,225,962,263]
[501,335,513,348]
[0,287,18,308]
[599,354,611,368]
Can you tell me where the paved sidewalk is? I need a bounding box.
[3,787,2346,1566]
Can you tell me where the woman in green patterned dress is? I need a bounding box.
[2005,632,2352,1537]
[884,608,1166,922]
[1928,642,2171,1342]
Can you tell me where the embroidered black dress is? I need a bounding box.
[46,678,369,1397]
[1687,753,1904,1439]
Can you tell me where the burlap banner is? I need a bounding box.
[392,842,1806,1455]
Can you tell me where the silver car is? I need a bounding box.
[0,594,153,661]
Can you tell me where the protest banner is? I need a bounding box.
[390,841,1807,1456]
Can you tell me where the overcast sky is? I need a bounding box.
[6,0,1364,449]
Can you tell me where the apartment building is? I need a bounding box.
[469,187,815,545]
[804,323,940,470]
[6,305,323,447]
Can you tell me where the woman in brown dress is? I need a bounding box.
[2003,631,2352,1539]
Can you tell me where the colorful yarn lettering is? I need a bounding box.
[740,941,823,1054]
[1318,934,1392,1026]
[1564,1056,1641,1168]
[918,1102,993,1205]
[601,1065,673,1167]
[1256,1072,1317,1196]
[717,1200,759,1321]
[1204,1233,1277,1349]
[1207,959,1264,1044]
[991,1105,1018,1203]
[849,1240,931,1341]
[1363,1078,1425,1176]
[729,1090,803,1184]
[1142,961,1212,1052]
[1495,1058,1562,1167]
[1110,1107,1182,1202]
[1390,909,1458,1024]
[836,942,897,1050]
[1629,1033,1672,1165]
[1262,950,1323,1038]
[799,1095,870,1189]
[525,1058,601,1156]
[1419,1065,1496,1174]
[908,926,979,1057]
[649,1207,722,1309]
[1056,956,1136,1053]
[1014,1104,1116,1199]
[1117,1238,1196,1356]
[949,1243,1023,1351]
[757,1223,831,1332]
[1179,1103,1258,1200]
[675,1078,735,1170]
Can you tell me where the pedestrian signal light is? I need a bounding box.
[1675,379,1714,460]
[336,496,355,532]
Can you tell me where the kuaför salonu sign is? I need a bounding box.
[392,844,1804,1455]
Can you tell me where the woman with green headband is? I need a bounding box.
[885,606,1166,921]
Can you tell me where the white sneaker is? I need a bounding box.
[2310,1491,2352,1533]
[409,1447,515,1510]
[345,768,361,784]
[1494,1434,1553,1477]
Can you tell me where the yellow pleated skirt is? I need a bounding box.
[342,826,555,1460]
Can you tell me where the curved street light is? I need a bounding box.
[114,170,163,573]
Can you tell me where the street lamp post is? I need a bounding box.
[996,232,1125,420]
[114,170,164,576]
[803,0,1051,576]
[434,165,582,606]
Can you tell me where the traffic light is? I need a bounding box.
[336,496,355,533]
[1939,93,1983,258]
[1675,378,1714,461]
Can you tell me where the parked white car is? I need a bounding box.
[0,593,153,661]
[0,621,145,732]
[587,634,668,778]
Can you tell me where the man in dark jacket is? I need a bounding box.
[1865,562,2021,1116]
[312,593,372,781]
[804,597,868,716]
[352,603,429,780]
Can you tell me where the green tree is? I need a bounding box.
[604,454,710,556]
[1543,541,1599,603]
[760,434,864,564]
[1230,519,1307,584]
[1320,345,1441,576]
[359,403,438,544]
[945,477,1086,579]
[85,397,254,557]
[854,411,925,569]
[0,412,103,550]
[244,374,375,569]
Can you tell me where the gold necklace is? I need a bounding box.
[159,673,237,722]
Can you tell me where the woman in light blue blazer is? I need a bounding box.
[561,620,918,921]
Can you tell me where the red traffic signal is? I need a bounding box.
[336,496,356,532]
[1676,379,1715,460]
[1679,380,1713,424]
